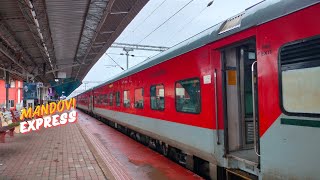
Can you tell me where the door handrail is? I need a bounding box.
[214,69,220,145]
[251,61,260,157]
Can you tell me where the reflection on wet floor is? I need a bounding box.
[78,110,202,180]
[129,159,169,180]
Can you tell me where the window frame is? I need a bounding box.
[174,77,201,114]
[104,94,108,105]
[278,35,320,117]
[9,100,14,108]
[98,94,102,104]
[109,93,113,106]
[123,90,130,108]
[103,94,108,105]
[150,84,165,111]
[134,87,144,109]
[115,91,121,107]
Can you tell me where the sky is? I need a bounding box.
[69,0,262,97]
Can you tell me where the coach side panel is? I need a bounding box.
[91,45,222,163]
[256,4,320,179]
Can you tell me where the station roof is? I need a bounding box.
[0,0,148,95]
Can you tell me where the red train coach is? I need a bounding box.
[76,0,320,179]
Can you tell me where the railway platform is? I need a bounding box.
[0,110,202,180]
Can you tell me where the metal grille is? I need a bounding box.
[280,35,320,71]
[219,13,244,34]
[245,121,254,144]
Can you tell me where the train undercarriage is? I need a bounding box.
[79,108,259,180]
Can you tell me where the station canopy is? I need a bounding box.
[0,0,148,96]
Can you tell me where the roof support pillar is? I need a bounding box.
[5,70,9,110]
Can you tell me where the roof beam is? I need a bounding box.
[93,42,108,45]
[17,0,56,79]
[100,31,115,34]
[75,0,116,79]
[81,0,116,64]
[0,40,33,78]
[32,0,57,68]
[46,64,83,74]
[75,0,149,81]
[0,21,37,65]
[0,66,27,77]
[0,20,41,80]
[110,11,129,15]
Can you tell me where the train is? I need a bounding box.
[76,0,320,179]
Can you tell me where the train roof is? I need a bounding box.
[78,0,318,96]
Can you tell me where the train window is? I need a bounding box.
[123,90,130,108]
[150,84,165,111]
[104,94,108,105]
[96,95,99,104]
[101,95,104,104]
[175,78,201,114]
[103,94,108,105]
[99,95,103,104]
[279,35,320,116]
[115,92,120,107]
[94,95,98,104]
[109,93,113,106]
[134,88,144,109]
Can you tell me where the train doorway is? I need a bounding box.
[221,40,260,167]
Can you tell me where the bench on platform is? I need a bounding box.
[0,126,15,142]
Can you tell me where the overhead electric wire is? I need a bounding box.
[106,53,149,58]
[108,0,202,70]
[110,1,168,67]
[105,53,125,70]
[133,0,168,32]
[137,0,195,44]
[120,0,168,42]
[167,1,213,45]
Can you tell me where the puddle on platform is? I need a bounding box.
[129,159,169,180]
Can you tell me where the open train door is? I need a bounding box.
[221,39,260,177]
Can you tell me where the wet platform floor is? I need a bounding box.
[0,110,202,180]
[77,110,202,180]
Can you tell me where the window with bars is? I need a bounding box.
[134,88,144,109]
[109,93,113,106]
[279,35,320,115]
[175,78,201,114]
[123,90,130,108]
[115,92,120,107]
[150,84,165,111]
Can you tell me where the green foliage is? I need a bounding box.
[8,122,20,127]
